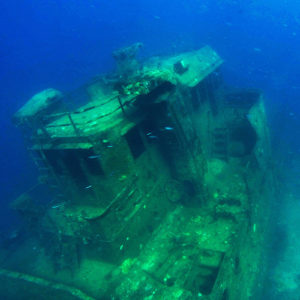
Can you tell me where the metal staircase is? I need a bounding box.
[29,149,64,200]
[211,127,228,160]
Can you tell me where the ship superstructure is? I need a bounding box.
[0,44,274,300]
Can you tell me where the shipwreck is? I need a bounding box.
[0,43,275,299]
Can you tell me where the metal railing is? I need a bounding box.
[38,94,136,138]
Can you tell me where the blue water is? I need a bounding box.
[1,0,300,297]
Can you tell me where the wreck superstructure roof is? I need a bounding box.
[157,45,223,87]
[34,46,223,143]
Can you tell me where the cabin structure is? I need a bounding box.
[0,44,275,299]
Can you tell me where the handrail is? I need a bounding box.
[42,94,120,121]
[44,95,136,129]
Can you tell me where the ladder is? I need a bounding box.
[211,127,228,161]
[29,149,65,200]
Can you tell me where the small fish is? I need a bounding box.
[148,135,158,139]
[163,126,174,131]
[88,155,101,159]
[107,145,113,148]
[52,203,65,209]
[146,132,153,136]
[85,185,92,189]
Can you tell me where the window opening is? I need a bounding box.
[79,149,104,176]
[125,126,145,159]
[61,149,90,189]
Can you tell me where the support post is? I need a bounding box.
[68,113,80,136]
